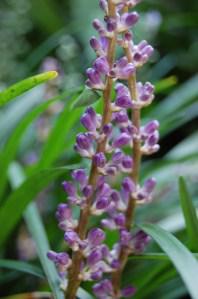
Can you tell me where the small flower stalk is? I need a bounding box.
[48,1,159,298]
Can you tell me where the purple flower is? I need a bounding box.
[112,133,131,148]
[122,177,136,193]
[106,17,117,32]
[86,68,105,90]
[115,95,132,108]
[133,40,154,66]
[93,19,106,36]
[64,230,82,251]
[139,82,154,102]
[120,229,132,247]
[103,123,113,136]
[122,155,133,170]
[47,250,71,277]
[90,36,108,56]
[96,196,110,210]
[56,204,72,222]
[143,177,156,193]
[81,107,99,131]
[99,0,108,12]
[82,185,93,197]
[121,12,139,28]
[114,213,126,227]
[55,203,78,230]
[72,169,87,186]
[112,149,124,163]
[121,285,136,297]
[76,133,93,150]
[113,110,129,125]
[93,279,113,299]
[132,230,151,253]
[75,133,94,157]
[88,228,106,247]
[94,56,110,74]
[62,181,76,196]
[111,58,135,80]
[93,152,107,168]
[87,248,103,266]
[143,120,159,135]
[47,251,70,266]
[116,12,139,32]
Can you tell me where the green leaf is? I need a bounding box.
[0,71,57,107]
[140,223,198,299]
[0,259,44,279]
[72,87,101,109]
[0,92,68,202]
[0,292,52,299]
[149,74,198,121]
[25,203,93,299]
[30,0,64,34]
[0,163,73,248]
[155,76,178,93]
[129,252,198,261]
[38,96,83,169]
[8,163,93,299]
[25,204,64,299]
[179,177,198,251]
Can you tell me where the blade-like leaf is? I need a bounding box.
[129,252,198,261]
[140,223,198,299]
[25,204,64,299]
[72,87,101,109]
[38,96,83,169]
[0,292,52,299]
[0,259,44,278]
[155,76,178,93]
[149,74,198,120]
[8,163,93,299]
[0,92,68,201]
[0,72,57,107]
[0,164,73,247]
[179,177,198,251]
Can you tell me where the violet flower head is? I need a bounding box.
[47,0,159,297]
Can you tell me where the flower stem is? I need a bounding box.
[112,7,142,297]
[65,2,116,298]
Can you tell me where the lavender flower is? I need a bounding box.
[47,1,159,298]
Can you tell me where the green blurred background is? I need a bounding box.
[0,0,197,298]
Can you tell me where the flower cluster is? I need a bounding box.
[48,1,159,298]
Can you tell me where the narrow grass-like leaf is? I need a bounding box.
[149,74,198,121]
[140,223,198,299]
[0,93,68,202]
[8,163,93,299]
[135,267,176,299]
[0,164,73,247]
[25,204,64,299]
[38,96,83,169]
[8,163,64,299]
[0,259,44,278]
[179,177,198,251]
[0,292,52,299]
[155,76,178,93]
[0,72,57,107]
[72,87,101,109]
[129,253,198,261]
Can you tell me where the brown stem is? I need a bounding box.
[112,10,142,298]
[65,2,116,298]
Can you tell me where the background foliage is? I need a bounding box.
[0,0,197,298]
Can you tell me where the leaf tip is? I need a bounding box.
[47,71,58,80]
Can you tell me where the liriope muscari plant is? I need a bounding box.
[47,0,160,298]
